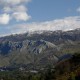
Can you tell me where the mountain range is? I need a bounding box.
[0,28,80,69]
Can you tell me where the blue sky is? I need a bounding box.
[0,0,80,36]
[28,0,80,22]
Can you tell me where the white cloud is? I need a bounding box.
[12,12,31,21]
[0,0,31,24]
[3,5,31,21]
[3,5,27,13]
[3,6,12,13]
[77,7,80,13]
[4,0,31,6]
[13,5,27,12]
[6,0,23,5]
[7,16,80,35]
[0,14,10,25]
[0,16,80,36]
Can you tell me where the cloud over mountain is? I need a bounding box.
[0,16,80,36]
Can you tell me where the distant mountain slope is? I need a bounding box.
[0,28,80,68]
[0,40,58,67]
[0,28,80,43]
